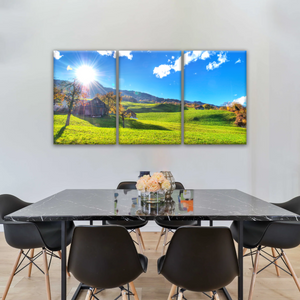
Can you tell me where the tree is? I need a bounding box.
[54,86,64,106]
[95,92,120,115]
[62,79,89,126]
[120,110,135,128]
[203,104,212,110]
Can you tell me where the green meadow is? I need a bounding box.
[119,101,181,144]
[53,114,116,144]
[53,103,246,145]
[184,108,247,144]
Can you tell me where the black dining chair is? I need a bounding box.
[106,181,148,253]
[155,182,198,255]
[158,227,239,300]
[0,194,75,300]
[230,196,300,300]
[68,225,148,300]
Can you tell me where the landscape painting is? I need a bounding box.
[184,51,247,144]
[119,51,181,144]
[53,50,116,144]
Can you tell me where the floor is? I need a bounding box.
[0,232,300,300]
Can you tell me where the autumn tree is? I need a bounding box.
[95,92,121,115]
[54,86,64,105]
[203,104,212,110]
[62,79,89,126]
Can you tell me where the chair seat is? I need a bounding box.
[230,221,271,249]
[231,220,300,249]
[106,220,148,230]
[155,218,198,230]
[34,221,74,251]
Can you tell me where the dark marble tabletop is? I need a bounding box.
[4,189,300,222]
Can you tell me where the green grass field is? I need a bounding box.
[54,115,116,144]
[119,103,181,144]
[184,108,246,144]
[53,103,246,145]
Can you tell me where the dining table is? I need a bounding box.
[4,189,300,300]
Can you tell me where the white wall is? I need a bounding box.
[0,0,299,231]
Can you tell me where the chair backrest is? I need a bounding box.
[117,181,185,190]
[68,225,146,289]
[275,196,300,215]
[159,227,239,292]
[175,182,184,189]
[0,194,31,224]
[117,181,137,189]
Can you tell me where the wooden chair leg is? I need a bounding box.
[2,249,22,300]
[167,284,177,300]
[136,228,146,250]
[122,289,127,300]
[282,250,300,292]
[156,228,165,251]
[129,282,139,300]
[178,291,183,300]
[135,230,144,254]
[271,248,280,277]
[162,229,169,256]
[42,248,51,300]
[85,289,93,300]
[58,250,71,277]
[91,288,97,300]
[27,249,34,278]
[213,292,220,300]
[248,247,261,300]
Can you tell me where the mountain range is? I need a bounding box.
[54,79,207,106]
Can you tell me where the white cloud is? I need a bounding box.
[172,56,181,72]
[235,58,241,64]
[168,59,170,62]
[97,51,116,58]
[206,52,228,71]
[119,51,133,60]
[234,96,247,106]
[153,55,181,78]
[153,64,172,79]
[53,51,63,60]
[172,56,175,59]
[234,94,237,96]
[224,96,247,107]
[183,51,212,66]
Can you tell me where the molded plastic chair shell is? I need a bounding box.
[107,181,148,229]
[68,225,148,289]
[230,196,300,249]
[158,227,239,292]
[0,194,74,251]
[155,182,198,228]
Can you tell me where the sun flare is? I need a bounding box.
[76,65,96,85]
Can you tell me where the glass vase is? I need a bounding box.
[160,171,176,200]
[140,190,165,203]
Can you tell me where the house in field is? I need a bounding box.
[125,109,137,119]
[195,105,205,110]
[73,97,107,117]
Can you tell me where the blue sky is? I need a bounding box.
[184,51,247,106]
[119,51,181,100]
[53,51,116,88]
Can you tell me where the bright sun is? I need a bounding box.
[76,65,96,85]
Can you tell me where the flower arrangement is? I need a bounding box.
[136,172,171,193]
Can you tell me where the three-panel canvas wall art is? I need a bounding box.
[53,50,246,145]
